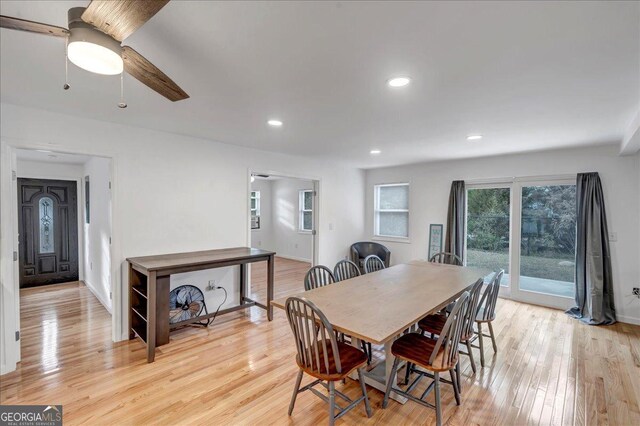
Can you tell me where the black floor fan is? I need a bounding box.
[169,285,210,327]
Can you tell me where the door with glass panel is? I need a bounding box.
[17,178,79,288]
[465,185,511,294]
[512,180,576,308]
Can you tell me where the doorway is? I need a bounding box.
[465,176,577,310]
[10,148,114,373]
[17,178,79,288]
[249,173,319,300]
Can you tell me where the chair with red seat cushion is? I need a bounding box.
[410,278,484,388]
[382,291,471,426]
[285,296,372,425]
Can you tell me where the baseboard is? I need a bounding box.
[1,361,16,375]
[618,315,640,325]
[82,280,112,315]
[276,254,312,263]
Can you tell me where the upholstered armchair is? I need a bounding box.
[350,242,391,273]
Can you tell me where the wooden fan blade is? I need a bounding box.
[0,15,69,38]
[81,0,169,42]
[122,46,189,102]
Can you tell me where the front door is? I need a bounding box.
[18,178,79,288]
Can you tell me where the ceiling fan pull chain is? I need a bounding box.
[118,71,127,109]
[63,38,70,90]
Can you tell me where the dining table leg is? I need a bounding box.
[348,336,407,404]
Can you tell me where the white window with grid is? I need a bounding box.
[374,183,409,239]
[250,191,260,229]
[299,190,313,232]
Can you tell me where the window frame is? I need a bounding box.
[250,190,261,230]
[373,182,410,241]
[299,189,313,233]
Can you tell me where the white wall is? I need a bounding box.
[82,157,112,313]
[0,103,366,373]
[365,145,640,324]
[250,179,273,250]
[17,160,84,179]
[271,178,314,262]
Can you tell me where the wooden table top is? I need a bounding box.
[127,247,275,272]
[272,262,489,345]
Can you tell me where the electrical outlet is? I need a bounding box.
[633,287,640,298]
[608,232,617,242]
[206,280,216,291]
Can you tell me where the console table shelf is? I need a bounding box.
[127,247,275,363]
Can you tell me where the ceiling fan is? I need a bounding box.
[0,0,189,106]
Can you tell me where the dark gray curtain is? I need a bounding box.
[444,180,466,261]
[566,172,616,325]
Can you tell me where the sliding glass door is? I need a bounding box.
[466,186,511,291]
[514,181,576,308]
[465,178,577,309]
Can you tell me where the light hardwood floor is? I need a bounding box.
[1,257,639,425]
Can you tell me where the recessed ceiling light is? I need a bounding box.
[387,77,411,88]
[370,149,381,155]
[267,119,283,127]
[467,135,483,141]
[36,150,53,153]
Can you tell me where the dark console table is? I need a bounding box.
[127,247,275,362]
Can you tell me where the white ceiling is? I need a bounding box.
[1,1,638,168]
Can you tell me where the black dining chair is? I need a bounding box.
[333,259,373,363]
[333,259,361,282]
[471,269,504,366]
[363,255,386,274]
[304,266,336,291]
[429,252,463,266]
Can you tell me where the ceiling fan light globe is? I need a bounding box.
[68,41,123,75]
[67,27,123,75]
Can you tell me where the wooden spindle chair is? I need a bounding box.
[333,259,373,363]
[382,291,471,426]
[470,269,504,367]
[304,266,336,291]
[285,297,372,425]
[413,278,484,388]
[333,259,361,282]
[363,255,386,273]
[429,251,463,266]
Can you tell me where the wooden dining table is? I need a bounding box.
[271,261,489,402]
